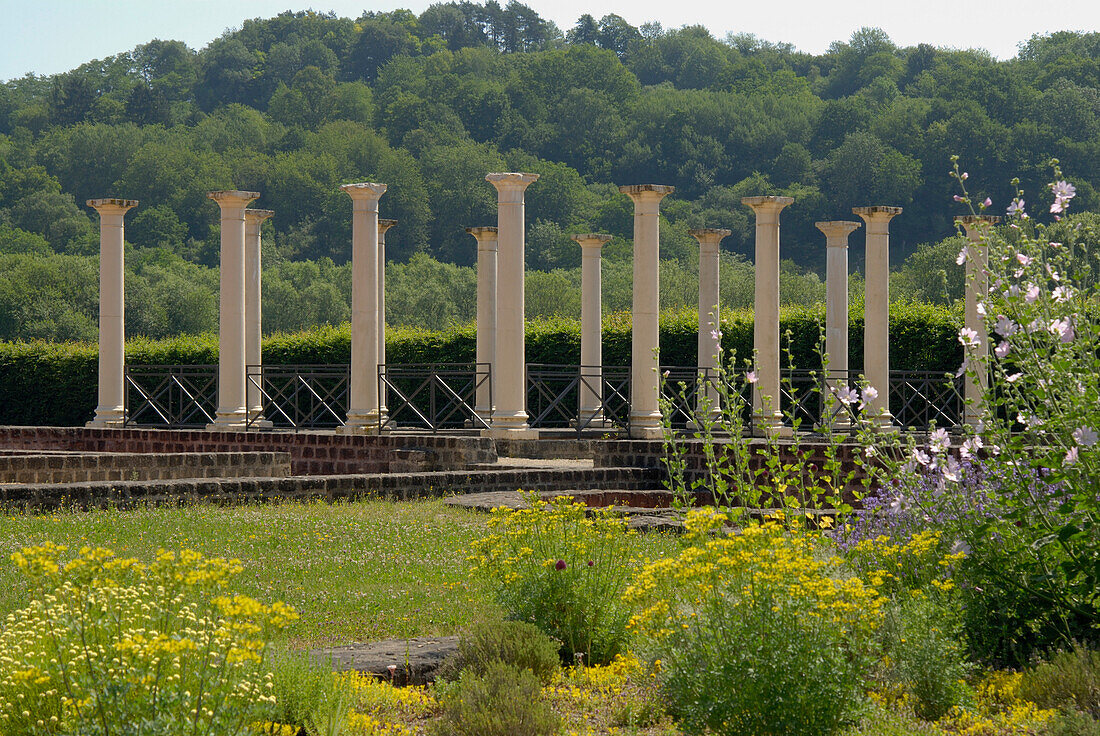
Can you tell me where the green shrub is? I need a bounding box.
[1021,647,1100,719]
[884,597,971,721]
[0,305,962,427]
[1045,708,1100,736]
[430,662,560,736]
[624,511,884,736]
[439,620,561,685]
[469,494,642,664]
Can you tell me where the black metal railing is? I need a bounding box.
[120,362,963,434]
[379,363,490,432]
[246,364,349,429]
[124,365,217,428]
[526,364,631,433]
[890,369,963,430]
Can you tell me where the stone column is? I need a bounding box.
[621,185,675,439]
[207,190,260,430]
[690,228,730,423]
[572,233,613,426]
[467,226,499,426]
[86,198,138,428]
[338,183,387,434]
[742,196,794,436]
[816,220,861,430]
[244,208,274,428]
[377,218,397,424]
[854,206,903,430]
[485,173,539,438]
[957,215,1000,428]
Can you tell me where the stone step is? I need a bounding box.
[0,466,664,513]
[312,636,458,686]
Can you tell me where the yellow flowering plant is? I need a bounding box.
[468,494,643,664]
[623,511,885,736]
[0,542,297,736]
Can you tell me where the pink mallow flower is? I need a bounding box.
[1073,426,1098,447]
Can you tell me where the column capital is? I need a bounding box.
[379,218,399,236]
[742,196,794,221]
[853,205,903,226]
[619,184,674,201]
[86,198,138,215]
[207,190,260,208]
[340,182,387,201]
[486,173,539,201]
[244,209,274,225]
[466,226,499,250]
[571,233,613,248]
[955,215,1001,238]
[689,228,731,249]
[816,220,861,242]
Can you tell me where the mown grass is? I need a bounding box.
[0,498,681,650]
[0,499,504,647]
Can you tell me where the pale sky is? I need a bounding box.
[2,0,1099,82]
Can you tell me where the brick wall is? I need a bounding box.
[0,451,291,484]
[0,427,496,475]
[594,438,877,505]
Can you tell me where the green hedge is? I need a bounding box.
[0,303,961,427]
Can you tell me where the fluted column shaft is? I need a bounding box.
[485,173,539,437]
[208,190,260,429]
[690,228,730,422]
[87,198,138,428]
[816,220,861,430]
[622,185,674,439]
[743,196,794,436]
[339,183,387,433]
[957,215,999,428]
[468,226,499,425]
[377,219,397,422]
[854,206,903,429]
[244,209,274,427]
[572,233,613,424]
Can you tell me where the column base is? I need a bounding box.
[482,426,541,439]
[86,410,126,429]
[337,416,382,435]
[574,413,614,430]
[629,410,665,439]
[752,412,790,438]
[868,412,898,433]
[685,411,723,432]
[247,418,274,430]
[207,407,250,431]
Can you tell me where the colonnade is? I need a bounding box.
[87,174,973,437]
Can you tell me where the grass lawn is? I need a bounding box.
[0,499,505,648]
[0,498,680,649]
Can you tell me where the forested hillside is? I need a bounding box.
[1,3,1098,340]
